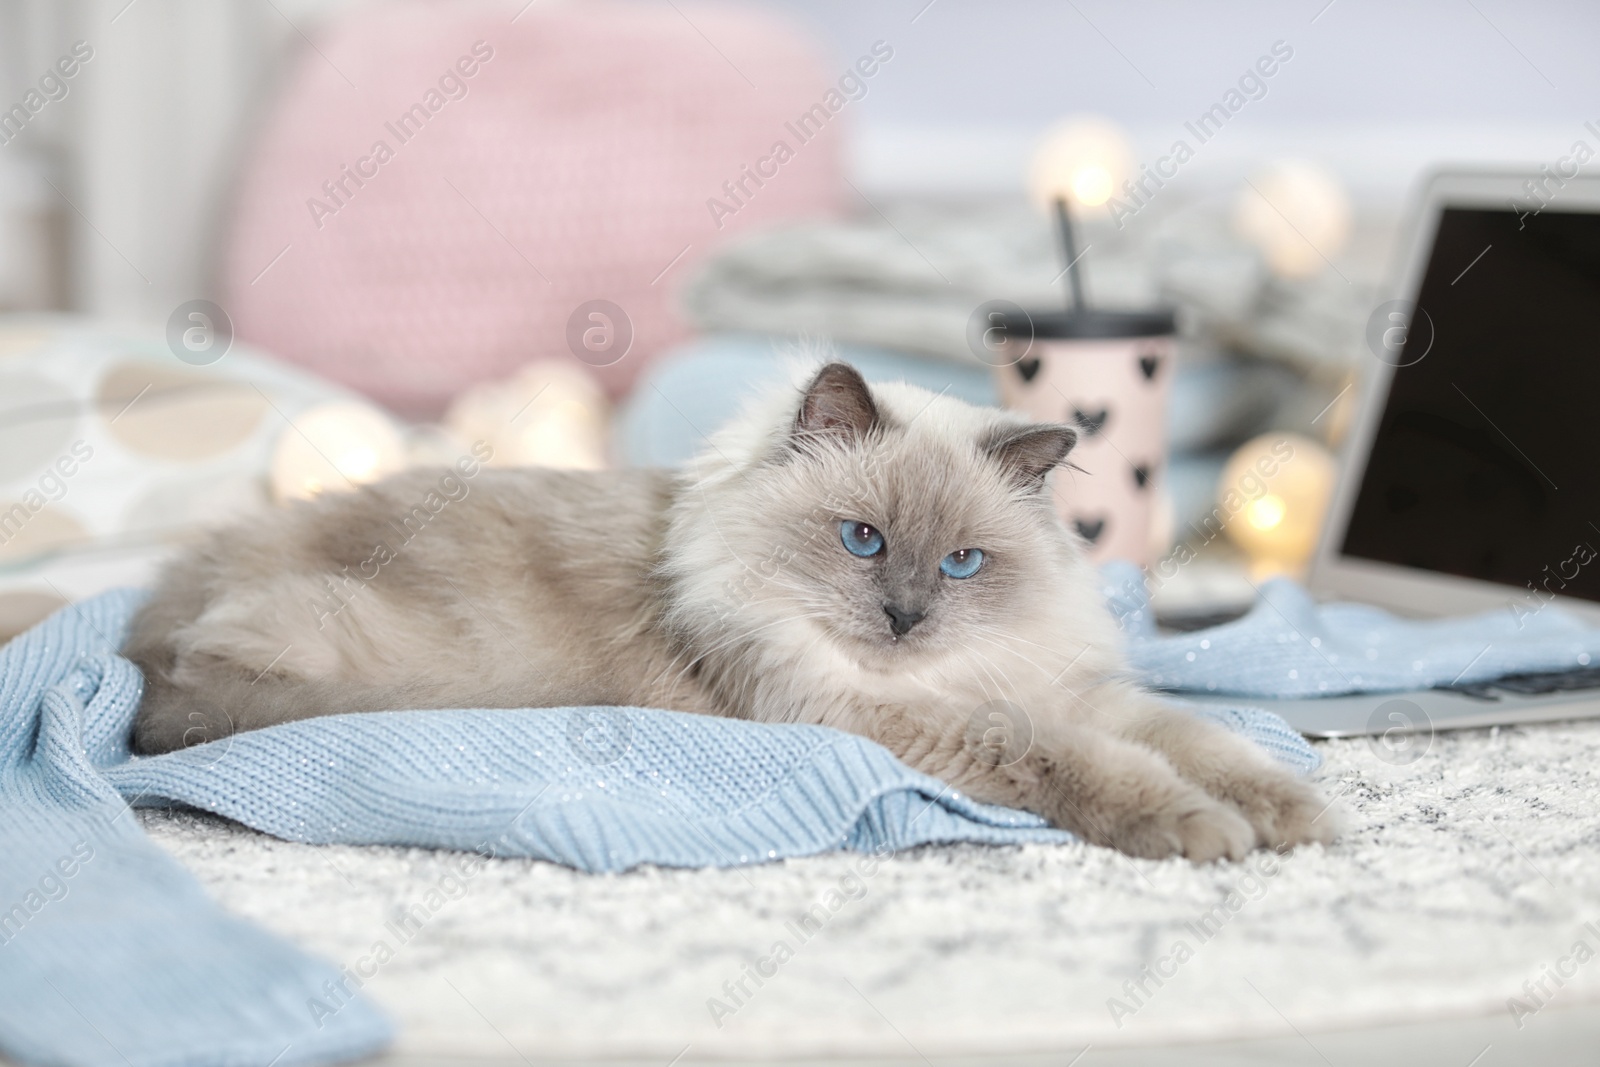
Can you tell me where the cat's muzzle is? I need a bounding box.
[883,602,925,638]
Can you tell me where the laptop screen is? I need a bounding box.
[1339,205,1600,605]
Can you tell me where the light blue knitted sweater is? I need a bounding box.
[1101,562,1600,698]
[0,590,392,1067]
[1,589,1317,1067]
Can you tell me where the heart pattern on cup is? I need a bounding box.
[994,335,1172,565]
[1071,407,1109,436]
[1072,517,1106,544]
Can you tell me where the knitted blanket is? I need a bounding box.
[0,591,392,1067]
[678,204,1371,380]
[1102,562,1600,698]
[0,589,1315,1067]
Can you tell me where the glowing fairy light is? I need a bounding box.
[1028,117,1134,211]
[270,402,406,503]
[1219,433,1336,578]
[1234,160,1352,278]
[1245,493,1287,532]
[1072,165,1114,207]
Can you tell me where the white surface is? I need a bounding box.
[139,718,1600,1062]
[850,120,1592,204]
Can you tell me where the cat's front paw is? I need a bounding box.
[1101,791,1256,863]
[1215,768,1341,849]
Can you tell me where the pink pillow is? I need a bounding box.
[222,1,843,414]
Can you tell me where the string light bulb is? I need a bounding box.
[270,402,407,503]
[1028,117,1134,210]
[444,361,609,470]
[1219,432,1336,578]
[1234,160,1351,278]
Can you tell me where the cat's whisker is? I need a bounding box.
[967,623,1082,665]
[967,652,1014,706]
[127,356,1336,864]
[958,634,1052,721]
[965,628,1058,684]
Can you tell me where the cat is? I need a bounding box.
[128,362,1338,861]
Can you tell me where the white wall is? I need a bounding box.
[756,0,1597,200]
[0,0,1591,325]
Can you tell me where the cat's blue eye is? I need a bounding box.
[840,520,884,557]
[940,548,984,579]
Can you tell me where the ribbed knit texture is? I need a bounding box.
[0,590,392,1067]
[1183,702,1320,775]
[107,702,1080,871]
[1102,561,1600,698]
[2,587,1318,1067]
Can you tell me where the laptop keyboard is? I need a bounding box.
[1438,665,1600,700]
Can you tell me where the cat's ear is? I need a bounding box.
[793,362,880,445]
[984,423,1078,489]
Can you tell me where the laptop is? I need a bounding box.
[1187,168,1600,739]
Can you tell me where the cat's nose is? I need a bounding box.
[883,602,925,637]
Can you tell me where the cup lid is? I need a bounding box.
[1004,307,1176,340]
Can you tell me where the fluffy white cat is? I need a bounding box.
[129,362,1338,861]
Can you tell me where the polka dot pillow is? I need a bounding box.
[0,316,358,638]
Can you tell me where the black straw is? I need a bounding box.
[1053,196,1086,312]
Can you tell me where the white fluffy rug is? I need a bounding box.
[140,719,1600,1061]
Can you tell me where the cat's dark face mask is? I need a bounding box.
[779,363,1077,657]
